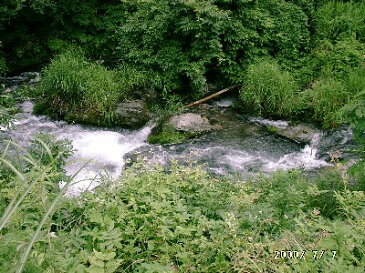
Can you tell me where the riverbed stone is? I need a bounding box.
[115,100,151,128]
[317,127,359,161]
[169,113,213,134]
[0,72,40,87]
[276,123,321,144]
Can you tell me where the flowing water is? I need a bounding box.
[0,100,339,195]
[1,102,154,195]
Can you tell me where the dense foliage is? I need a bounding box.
[34,50,152,126]
[1,138,365,272]
[239,1,365,128]
[1,1,365,272]
[1,0,311,93]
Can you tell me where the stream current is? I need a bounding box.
[0,100,336,195]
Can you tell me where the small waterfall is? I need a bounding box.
[266,133,331,171]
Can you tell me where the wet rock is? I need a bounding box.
[115,100,151,128]
[276,123,321,144]
[317,127,359,161]
[124,146,169,169]
[134,88,158,102]
[0,72,40,87]
[169,113,213,134]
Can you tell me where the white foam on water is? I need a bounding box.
[20,101,34,113]
[60,128,153,195]
[4,101,332,196]
[221,150,262,170]
[5,101,153,196]
[265,133,331,171]
[215,98,234,107]
[248,116,289,129]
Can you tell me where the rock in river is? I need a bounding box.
[169,113,213,134]
[115,100,151,128]
[276,123,321,145]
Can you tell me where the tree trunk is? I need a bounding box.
[184,85,239,108]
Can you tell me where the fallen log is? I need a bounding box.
[184,85,239,108]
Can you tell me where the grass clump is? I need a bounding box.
[0,134,76,273]
[239,59,299,119]
[35,51,129,126]
[305,78,348,128]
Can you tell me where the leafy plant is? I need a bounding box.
[315,1,365,42]
[310,39,365,80]
[304,78,348,128]
[0,93,18,127]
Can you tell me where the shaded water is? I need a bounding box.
[1,101,336,195]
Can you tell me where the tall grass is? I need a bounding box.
[315,1,365,42]
[0,135,88,273]
[305,78,348,128]
[35,51,123,126]
[239,59,299,118]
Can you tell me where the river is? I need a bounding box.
[0,99,338,195]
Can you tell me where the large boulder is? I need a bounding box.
[317,127,359,161]
[276,123,321,145]
[169,113,213,134]
[115,100,151,128]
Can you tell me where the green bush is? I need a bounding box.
[304,66,365,129]
[36,51,127,126]
[0,53,7,75]
[106,0,310,98]
[315,1,365,42]
[239,59,299,118]
[310,39,365,80]
[342,95,365,148]
[0,93,18,127]
[305,78,348,128]
[345,68,365,95]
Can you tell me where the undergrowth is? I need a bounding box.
[1,136,364,272]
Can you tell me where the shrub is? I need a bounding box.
[342,68,365,148]
[107,0,310,98]
[315,1,365,42]
[304,67,365,129]
[36,51,126,126]
[239,59,299,118]
[310,39,365,80]
[305,78,348,128]
[0,93,18,127]
[345,68,365,95]
[0,53,6,75]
